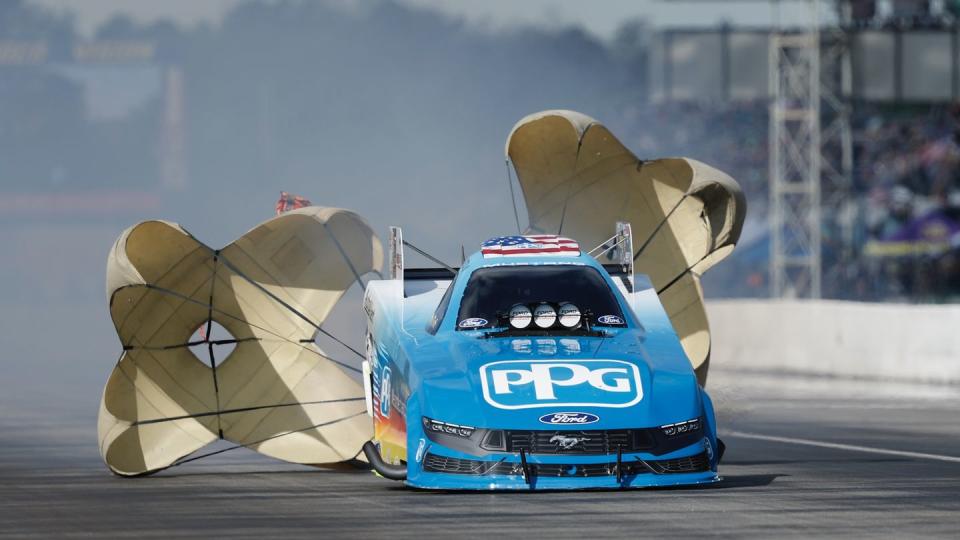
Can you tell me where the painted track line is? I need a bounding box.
[724,430,960,464]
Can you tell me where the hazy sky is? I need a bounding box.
[30,0,819,39]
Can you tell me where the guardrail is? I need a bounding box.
[707,300,960,384]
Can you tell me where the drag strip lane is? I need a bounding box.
[724,430,960,464]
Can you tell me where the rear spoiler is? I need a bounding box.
[598,222,637,299]
[388,226,458,280]
[389,225,636,293]
[388,227,457,297]
[602,264,631,277]
[405,267,457,280]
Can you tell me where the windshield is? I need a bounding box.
[455,264,625,329]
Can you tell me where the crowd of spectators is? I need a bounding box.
[615,100,960,302]
[853,104,960,300]
[849,0,960,29]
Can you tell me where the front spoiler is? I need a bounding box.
[407,469,720,491]
[404,443,719,491]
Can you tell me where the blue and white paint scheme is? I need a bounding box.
[362,234,722,490]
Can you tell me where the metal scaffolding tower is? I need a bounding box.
[819,2,856,292]
[769,0,855,298]
[769,0,828,298]
[664,0,856,299]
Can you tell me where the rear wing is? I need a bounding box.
[390,225,640,299]
[589,222,639,311]
[405,268,457,280]
[387,226,457,297]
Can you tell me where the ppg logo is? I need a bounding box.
[479,360,643,410]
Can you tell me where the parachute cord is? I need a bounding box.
[323,222,367,291]
[133,283,362,373]
[216,254,323,331]
[633,194,688,262]
[557,175,576,236]
[305,330,366,365]
[207,340,223,439]
[401,240,457,274]
[131,397,365,426]
[170,411,366,468]
[123,337,260,352]
[656,250,713,296]
[557,128,591,237]
[214,254,367,366]
[204,252,216,346]
[505,159,522,235]
[208,251,224,439]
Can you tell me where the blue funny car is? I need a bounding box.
[360,231,724,490]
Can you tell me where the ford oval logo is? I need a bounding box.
[458,317,488,329]
[539,412,600,425]
[597,315,624,326]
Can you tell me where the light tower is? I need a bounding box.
[769,0,855,299]
[659,1,854,298]
[768,0,823,298]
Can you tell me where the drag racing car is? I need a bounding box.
[96,110,743,487]
[360,230,724,489]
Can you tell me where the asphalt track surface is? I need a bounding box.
[2,370,959,538]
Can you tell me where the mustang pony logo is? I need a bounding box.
[549,433,590,450]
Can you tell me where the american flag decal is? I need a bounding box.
[481,235,580,257]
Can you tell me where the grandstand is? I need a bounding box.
[643,0,960,301]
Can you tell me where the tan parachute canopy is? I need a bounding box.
[506,110,746,385]
[99,207,383,476]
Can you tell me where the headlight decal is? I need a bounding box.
[659,418,702,437]
[422,417,475,438]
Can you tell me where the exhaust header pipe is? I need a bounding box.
[362,441,407,481]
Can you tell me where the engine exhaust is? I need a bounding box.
[361,441,407,481]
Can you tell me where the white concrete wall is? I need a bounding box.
[706,300,960,384]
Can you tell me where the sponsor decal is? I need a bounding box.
[480,359,643,409]
[597,314,625,326]
[362,295,375,321]
[559,339,581,355]
[513,339,581,356]
[539,412,600,425]
[511,339,532,354]
[365,335,376,365]
[415,438,427,463]
[535,338,556,355]
[390,388,407,417]
[378,366,392,418]
[458,317,488,329]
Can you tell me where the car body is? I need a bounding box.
[361,235,721,490]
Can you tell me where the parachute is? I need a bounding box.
[99,207,382,476]
[506,110,746,385]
